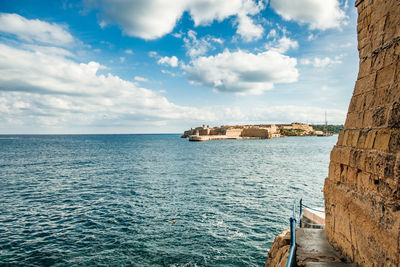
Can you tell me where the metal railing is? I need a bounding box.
[286,202,298,267]
[299,199,326,228]
[285,199,325,267]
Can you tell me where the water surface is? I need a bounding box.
[0,134,337,266]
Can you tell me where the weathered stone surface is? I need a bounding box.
[373,129,391,150]
[371,106,387,127]
[324,180,400,266]
[324,0,400,266]
[264,229,290,267]
[353,73,375,96]
[388,102,400,128]
[375,63,395,88]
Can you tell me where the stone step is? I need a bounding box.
[296,228,354,266]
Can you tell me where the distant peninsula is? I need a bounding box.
[181,123,343,141]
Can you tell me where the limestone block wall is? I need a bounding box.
[199,128,210,135]
[209,128,224,135]
[291,123,314,133]
[225,128,243,137]
[268,124,278,134]
[241,127,269,138]
[324,0,400,265]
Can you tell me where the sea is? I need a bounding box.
[0,134,337,266]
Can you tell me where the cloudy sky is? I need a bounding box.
[0,0,358,134]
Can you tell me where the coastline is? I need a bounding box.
[182,122,338,141]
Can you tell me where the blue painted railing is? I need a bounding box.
[286,202,298,267]
[285,199,325,267]
[299,199,326,228]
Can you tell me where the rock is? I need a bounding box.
[264,228,291,267]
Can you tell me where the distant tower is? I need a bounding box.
[324,111,328,135]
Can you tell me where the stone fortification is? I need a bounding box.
[181,123,317,139]
[181,124,277,139]
[241,127,269,138]
[324,0,400,265]
[225,128,244,138]
[280,123,314,133]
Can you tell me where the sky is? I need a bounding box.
[0,0,359,134]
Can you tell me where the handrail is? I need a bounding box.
[301,204,324,213]
[299,199,303,227]
[302,221,325,227]
[286,199,325,266]
[299,199,326,228]
[286,202,298,267]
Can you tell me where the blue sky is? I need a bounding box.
[0,0,358,134]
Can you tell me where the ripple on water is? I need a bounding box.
[0,134,336,266]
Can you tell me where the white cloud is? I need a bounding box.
[278,36,298,52]
[212,105,346,125]
[157,56,179,67]
[235,14,264,42]
[184,49,298,95]
[267,29,277,39]
[148,51,158,58]
[183,30,223,58]
[180,105,346,126]
[161,69,177,77]
[265,36,299,53]
[124,49,133,54]
[301,56,342,68]
[99,20,107,28]
[248,105,346,124]
[211,37,224,44]
[270,0,347,30]
[119,56,125,63]
[22,44,75,58]
[171,32,183,38]
[0,42,215,130]
[84,0,265,41]
[0,13,74,45]
[134,76,148,82]
[84,0,184,40]
[276,36,298,53]
[184,30,208,58]
[340,42,353,48]
[151,51,180,68]
[344,0,349,9]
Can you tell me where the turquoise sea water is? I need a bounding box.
[0,134,337,266]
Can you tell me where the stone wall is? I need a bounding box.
[199,128,210,136]
[291,123,314,133]
[241,127,269,138]
[324,0,400,266]
[209,128,225,135]
[278,123,314,134]
[225,128,243,137]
